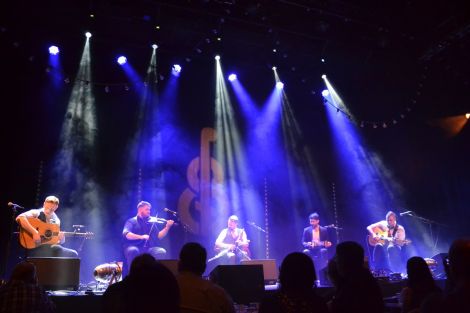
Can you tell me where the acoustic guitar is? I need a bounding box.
[19,218,94,249]
[368,227,411,247]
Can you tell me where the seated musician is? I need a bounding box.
[122,201,174,271]
[302,213,331,281]
[16,195,78,257]
[367,211,408,273]
[214,215,250,265]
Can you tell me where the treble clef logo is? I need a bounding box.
[177,128,228,236]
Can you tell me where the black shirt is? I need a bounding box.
[122,216,160,248]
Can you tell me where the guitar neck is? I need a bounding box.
[61,232,90,237]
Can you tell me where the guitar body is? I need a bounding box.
[368,227,411,247]
[19,218,93,249]
[19,218,61,248]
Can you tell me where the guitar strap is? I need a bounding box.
[38,211,47,223]
[391,225,398,237]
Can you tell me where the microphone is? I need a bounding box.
[399,211,413,216]
[163,208,178,215]
[8,202,24,209]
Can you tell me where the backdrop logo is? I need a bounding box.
[177,128,228,236]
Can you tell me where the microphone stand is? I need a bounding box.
[405,212,447,253]
[2,204,21,279]
[246,222,266,233]
[166,211,192,233]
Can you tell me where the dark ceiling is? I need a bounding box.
[1,0,470,119]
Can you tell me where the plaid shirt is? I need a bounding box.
[0,280,55,313]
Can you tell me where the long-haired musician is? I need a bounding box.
[367,211,408,273]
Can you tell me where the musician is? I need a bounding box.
[302,213,331,279]
[367,211,406,272]
[122,201,174,270]
[15,195,78,257]
[214,215,250,265]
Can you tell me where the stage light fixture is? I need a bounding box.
[228,74,237,81]
[215,55,220,60]
[466,113,470,119]
[117,56,127,65]
[48,46,59,55]
[272,66,277,71]
[152,44,158,49]
[276,81,284,89]
[321,74,326,79]
[321,89,330,97]
[172,64,182,74]
[85,32,92,38]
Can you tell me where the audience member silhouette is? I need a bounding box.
[328,241,383,313]
[102,253,179,313]
[259,252,328,313]
[400,256,442,313]
[422,238,470,313]
[0,261,55,313]
[177,242,235,313]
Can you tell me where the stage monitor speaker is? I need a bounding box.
[209,264,264,304]
[240,259,278,284]
[27,257,80,291]
[157,259,179,277]
[431,253,448,279]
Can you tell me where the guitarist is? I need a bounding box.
[16,195,78,257]
[367,211,406,273]
[302,213,331,282]
[214,215,250,265]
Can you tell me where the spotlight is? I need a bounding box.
[276,81,284,89]
[466,113,470,119]
[172,64,182,75]
[272,66,277,71]
[48,45,59,55]
[215,55,220,60]
[117,56,127,65]
[321,58,325,63]
[85,32,92,38]
[321,74,326,79]
[228,74,237,81]
[321,89,329,97]
[152,44,158,49]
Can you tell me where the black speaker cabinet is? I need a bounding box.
[240,259,278,284]
[209,264,265,304]
[27,257,80,291]
[431,253,448,279]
